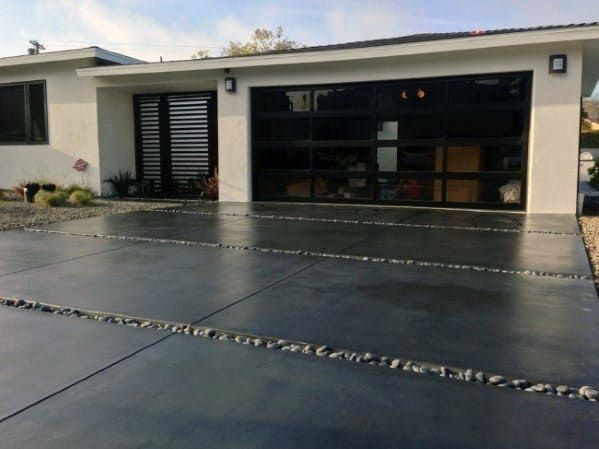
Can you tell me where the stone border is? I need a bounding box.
[1,296,597,403]
[154,208,581,236]
[23,228,592,281]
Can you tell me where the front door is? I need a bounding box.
[134,92,217,195]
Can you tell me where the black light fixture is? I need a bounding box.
[224,77,236,93]
[549,54,567,73]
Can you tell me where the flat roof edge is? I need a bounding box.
[77,25,599,78]
[0,47,143,68]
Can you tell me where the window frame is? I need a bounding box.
[251,72,532,210]
[0,80,48,145]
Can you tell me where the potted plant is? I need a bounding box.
[23,182,41,203]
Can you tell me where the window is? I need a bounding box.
[252,72,530,209]
[0,81,47,144]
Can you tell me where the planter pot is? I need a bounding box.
[24,184,40,203]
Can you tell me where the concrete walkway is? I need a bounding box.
[0,203,597,448]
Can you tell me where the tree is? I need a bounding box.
[221,26,303,57]
[191,49,210,60]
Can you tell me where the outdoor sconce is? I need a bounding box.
[549,54,567,73]
[224,77,236,93]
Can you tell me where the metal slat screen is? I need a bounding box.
[134,92,215,195]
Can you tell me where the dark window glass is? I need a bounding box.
[448,76,525,104]
[255,175,312,198]
[314,176,373,200]
[447,111,523,138]
[376,147,441,172]
[446,178,521,204]
[314,87,372,111]
[397,113,444,139]
[378,82,445,109]
[314,147,370,171]
[255,90,311,112]
[254,147,310,170]
[254,118,310,141]
[447,145,522,172]
[313,117,372,140]
[377,176,440,201]
[0,85,27,143]
[29,83,47,142]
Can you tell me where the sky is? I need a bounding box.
[1,0,598,61]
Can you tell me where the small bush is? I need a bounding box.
[104,170,134,196]
[0,190,5,201]
[13,183,25,199]
[65,183,94,196]
[581,131,599,148]
[68,189,93,206]
[34,190,68,207]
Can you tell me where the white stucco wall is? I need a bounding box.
[217,43,585,213]
[0,59,102,192]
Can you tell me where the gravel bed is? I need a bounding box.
[0,198,179,232]
[24,227,593,281]
[580,216,599,286]
[1,296,597,403]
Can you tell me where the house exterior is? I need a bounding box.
[1,23,599,213]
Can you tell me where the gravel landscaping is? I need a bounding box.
[1,296,597,402]
[579,216,599,285]
[0,197,179,232]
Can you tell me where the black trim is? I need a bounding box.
[251,72,532,210]
[0,80,48,145]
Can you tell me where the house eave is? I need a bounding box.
[77,25,599,78]
[0,47,143,68]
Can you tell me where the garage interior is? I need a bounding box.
[252,72,531,210]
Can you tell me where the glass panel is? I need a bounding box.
[314,147,370,171]
[377,176,441,201]
[447,111,523,138]
[255,90,311,112]
[446,178,521,204]
[377,147,397,171]
[398,146,442,171]
[378,82,445,109]
[314,176,373,200]
[447,145,522,172]
[255,176,312,198]
[377,121,398,140]
[314,87,372,111]
[254,118,310,141]
[254,147,310,170]
[448,76,526,104]
[28,83,46,142]
[313,117,372,140]
[0,85,26,143]
[398,113,444,139]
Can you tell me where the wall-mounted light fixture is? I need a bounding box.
[549,54,567,73]
[224,77,236,93]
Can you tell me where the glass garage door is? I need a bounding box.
[251,72,531,210]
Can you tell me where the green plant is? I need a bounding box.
[68,189,93,206]
[198,173,219,200]
[104,170,134,196]
[588,160,599,189]
[34,190,68,207]
[65,183,94,196]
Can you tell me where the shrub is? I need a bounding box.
[198,173,218,200]
[13,182,25,199]
[34,190,68,207]
[68,189,93,206]
[65,183,94,196]
[104,170,134,196]
[589,160,599,189]
[0,190,4,201]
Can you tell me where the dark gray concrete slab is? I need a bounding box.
[346,224,591,276]
[203,259,599,386]
[173,201,278,216]
[0,242,318,322]
[1,334,597,449]
[0,307,159,420]
[403,209,581,234]
[38,210,241,239]
[0,231,128,276]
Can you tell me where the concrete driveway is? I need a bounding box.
[0,203,598,448]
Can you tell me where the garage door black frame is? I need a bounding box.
[251,72,532,210]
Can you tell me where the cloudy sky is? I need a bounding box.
[0,0,597,61]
